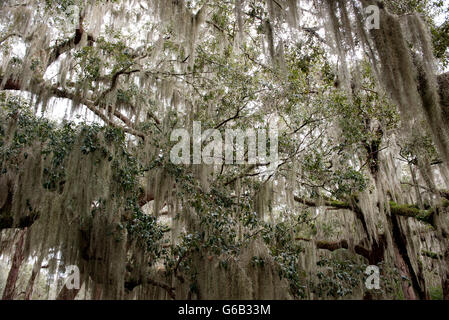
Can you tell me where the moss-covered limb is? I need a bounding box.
[315,239,349,251]
[293,195,370,237]
[389,201,434,225]
[297,235,387,265]
[297,237,367,259]
[296,237,350,252]
[293,196,319,207]
[293,196,351,210]
[422,250,443,260]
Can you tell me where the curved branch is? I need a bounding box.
[0,32,21,45]
[0,75,145,139]
[146,278,176,300]
[125,276,176,300]
[297,235,387,265]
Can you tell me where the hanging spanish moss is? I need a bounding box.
[1,0,449,301]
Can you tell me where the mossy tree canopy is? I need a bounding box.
[0,0,449,300]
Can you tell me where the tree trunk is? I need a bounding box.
[390,215,427,299]
[393,243,417,300]
[24,256,44,300]
[56,280,83,300]
[93,284,102,300]
[439,243,449,300]
[2,229,26,300]
[443,272,449,300]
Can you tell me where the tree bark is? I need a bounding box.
[93,284,102,300]
[56,281,82,300]
[393,244,417,300]
[24,256,44,300]
[2,229,26,300]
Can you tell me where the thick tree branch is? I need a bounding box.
[49,86,145,138]
[146,278,176,300]
[389,201,435,226]
[297,235,387,265]
[0,75,145,139]
[293,195,352,210]
[125,276,176,300]
[293,194,441,226]
[47,16,95,68]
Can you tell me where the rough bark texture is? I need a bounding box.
[2,229,26,300]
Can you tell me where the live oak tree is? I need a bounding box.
[0,0,449,300]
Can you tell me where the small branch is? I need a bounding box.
[173,251,190,284]
[272,0,283,9]
[302,27,327,44]
[399,183,449,201]
[223,163,270,186]
[0,32,21,45]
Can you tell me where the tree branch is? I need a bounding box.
[125,276,176,300]
[47,15,95,68]
[146,278,176,300]
[297,235,387,264]
[1,75,145,139]
[0,32,21,45]
[293,195,351,210]
[389,201,435,226]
